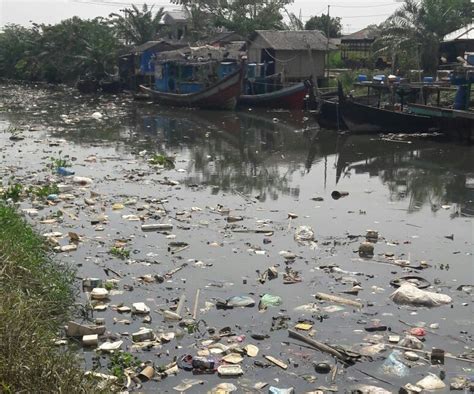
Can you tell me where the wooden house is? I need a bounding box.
[246,30,335,82]
[340,28,378,68]
[162,10,190,41]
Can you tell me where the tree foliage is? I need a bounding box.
[109,4,165,46]
[170,0,294,37]
[0,17,120,83]
[376,0,471,73]
[304,14,342,38]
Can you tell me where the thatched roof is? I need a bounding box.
[342,28,378,42]
[249,30,335,51]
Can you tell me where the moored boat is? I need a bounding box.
[237,80,310,110]
[140,66,243,110]
[337,83,439,134]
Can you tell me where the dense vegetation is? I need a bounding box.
[375,0,472,73]
[0,0,471,83]
[0,204,98,392]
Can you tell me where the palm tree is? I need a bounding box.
[109,4,165,46]
[376,0,471,73]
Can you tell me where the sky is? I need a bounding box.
[0,0,404,34]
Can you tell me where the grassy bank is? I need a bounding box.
[0,203,94,392]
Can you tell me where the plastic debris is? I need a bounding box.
[132,302,150,314]
[380,351,409,377]
[226,295,255,308]
[217,364,243,376]
[259,294,283,310]
[268,387,294,394]
[416,373,446,390]
[390,283,452,307]
[294,226,316,247]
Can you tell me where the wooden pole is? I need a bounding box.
[326,5,331,80]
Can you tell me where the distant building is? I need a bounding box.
[340,28,378,68]
[247,30,336,82]
[162,9,190,41]
[440,23,474,64]
[208,31,245,47]
[119,40,187,90]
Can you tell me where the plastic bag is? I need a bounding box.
[380,350,409,377]
[259,294,283,310]
[390,283,452,307]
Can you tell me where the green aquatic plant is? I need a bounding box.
[149,153,175,169]
[49,151,72,171]
[108,351,141,379]
[30,183,60,199]
[109,246,130,259]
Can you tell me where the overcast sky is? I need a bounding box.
[0,0,403,34]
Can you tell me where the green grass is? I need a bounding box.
[0,182,23,202]
[0,203,101,392]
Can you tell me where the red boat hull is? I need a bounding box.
[237,81,309,110]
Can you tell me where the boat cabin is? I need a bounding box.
[244,62,284,95]
[154,60,239,94]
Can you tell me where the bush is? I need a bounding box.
[0,204,99,392]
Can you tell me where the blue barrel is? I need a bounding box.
[357,74,368,82]
[454,85,468,110]
[467,54,474,66]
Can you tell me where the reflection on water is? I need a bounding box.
[4,97,474,215]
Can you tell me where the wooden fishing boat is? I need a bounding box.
[337,83,439,134]
[237,80,310,110]
[140,67,243,110]
[409,103,474,142]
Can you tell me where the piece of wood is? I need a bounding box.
[176,294,186,316]
[264,355,288,370]
[315,292,363,309]
[288,329,349,363]
[193,289,200,320]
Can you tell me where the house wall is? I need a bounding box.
[273,50,325,80]
[247,35,326,80]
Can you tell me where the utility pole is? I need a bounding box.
[325,5,330,80]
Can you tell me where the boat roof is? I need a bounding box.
[155,45,242,62]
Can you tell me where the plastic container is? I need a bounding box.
[57,167,75,176]
[141,223,174,232]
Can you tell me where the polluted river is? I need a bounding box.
[0,83,473,393]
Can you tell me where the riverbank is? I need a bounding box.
[0,203,95,392]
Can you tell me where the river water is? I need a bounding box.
[0,83,473,392]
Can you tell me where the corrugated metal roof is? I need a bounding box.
[251,30,335,51]
[125,40,187,55]
[163,10,190,23]
[443,23,474,41]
